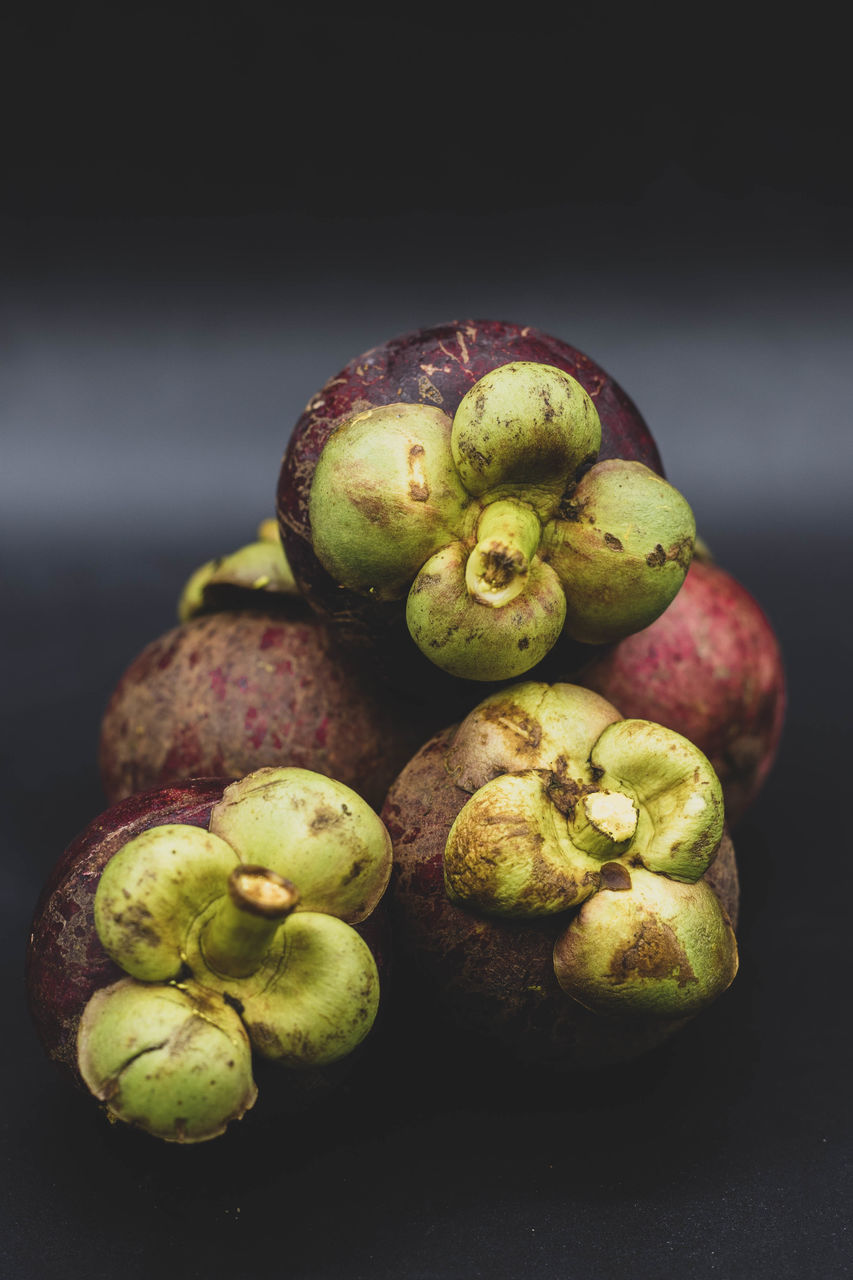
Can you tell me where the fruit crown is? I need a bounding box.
[308,362,695,681]
[77,767,392,1142]
[178,518,298,622]
[443,683,738,1019]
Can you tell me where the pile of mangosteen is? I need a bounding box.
[26,319,785,1142]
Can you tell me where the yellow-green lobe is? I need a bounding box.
[445,772,601,917]
[407,544,566,682]
[553,868,738,1018]
[208,767,392,923]
[177,533,297,622]
[591,720,724,881]
[451,362,601,518]
[94,826,240,981]
[77,978,257,1143]
[309,403,468,599]
[241,913,380,1066]
[544,460,695,643]
[445,681,622,793]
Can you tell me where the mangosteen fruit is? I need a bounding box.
[382,682,739,1069]
[99,520,445,811]
[278,322,695,689]
[27,767,392,1142]
[577,556,786,824]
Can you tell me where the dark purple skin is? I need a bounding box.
[381,726,740,1070]
[277,319,663,696]
[26,778,392,1087]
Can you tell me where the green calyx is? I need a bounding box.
[443,685,736,1019]
[77,979,257,1144]
[79,767,391,1142]
[178,518,298,622]
[308,362,695,680]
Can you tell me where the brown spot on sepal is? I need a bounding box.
[609,919,697,988]
[478,701,543,752]
[106,900,162,951]
[645,536,694,570]
[310,805,344,831]
[544,772,584,817]
[455,434,491,472]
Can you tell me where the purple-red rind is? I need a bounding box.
[99,609,445,812]
[578,558,786,824]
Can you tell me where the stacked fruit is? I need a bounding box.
[26,319,785,1142]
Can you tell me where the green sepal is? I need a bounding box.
[590,720,724,881]
[240,912,380,1067]
[208,767,392,923]
[406,544,566,682]
[308,402,468,599]
[178,530,297,622]
[451,362,601,517]
[544,459,695,644]
[445,772,601,917]
[444,681,622,794]
[76,978,257,1143]
[93,826,240,981]
[553,867,738,1018]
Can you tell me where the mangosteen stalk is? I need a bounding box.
[200,866,299,979]
[566,790,638,859]
[465,500,541,607]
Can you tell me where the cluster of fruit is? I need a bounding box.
[26,320,785,1142]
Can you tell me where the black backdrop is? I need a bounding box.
[3,9,851,1279]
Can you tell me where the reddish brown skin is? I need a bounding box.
[577,559,786,825]
[382,726,739,1070]
[99,609,446,812]
[26,778,392,1087]
[277,319,663,694]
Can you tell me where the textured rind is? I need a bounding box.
[277,319,662,692]
[26,780,392,1086]
[382,726,739,1069]
[99,610,443,812]
[577,558,786,824]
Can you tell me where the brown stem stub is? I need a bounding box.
[227,866,300,919]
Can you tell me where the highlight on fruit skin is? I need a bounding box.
[308,361,695,682]
[383,681,740,1067]
[72,766,392,1143]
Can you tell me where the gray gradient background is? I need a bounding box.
[2,9,852,1280]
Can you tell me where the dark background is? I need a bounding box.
[2,8,851,1278]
